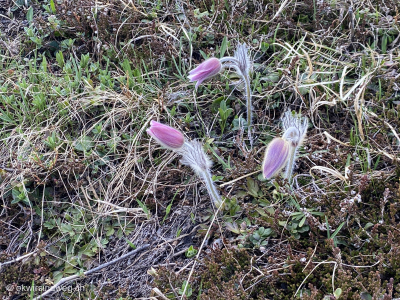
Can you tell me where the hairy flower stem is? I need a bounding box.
[284,145,297,181]
[179,141,223,209]
[201,169,223,208]
[219,56,253,147]
[243,73,253,147]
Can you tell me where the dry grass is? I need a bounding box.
[1,0,400,299]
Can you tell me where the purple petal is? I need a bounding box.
[187,57,221,87]
[262,138,290,179]
[147,121,185,150]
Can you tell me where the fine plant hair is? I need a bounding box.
[189,42,253,146]
[147,123,223,208]
[219,43,253,146]
[281,110,308,181]
[179,141,223,208]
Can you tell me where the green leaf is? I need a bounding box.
[220,36,228,58]
[297,225,309,233]
[162,202,173,223]
[30,281,34,300]
[0,108,17,125]
[334,288,342,298]
[50,0,56,13]
[364,222,374,230]
[53,271,63,283]
[136,199,150,218]
[106,226,115,236]
[74,136,93,152]
[162,190,179,223]
[381,34,387,53]
[299,215,306,227]
[360,292,372,300]
[246,177,259,197]
[56,51,65,68]
[211,96,226,113]
[325,216,331,238]
[255,208,269,217]
[331,222,345,239]
[311,211,324,216]
[125,238,136,249]
[26,6,33,23]
[11,189,22,204]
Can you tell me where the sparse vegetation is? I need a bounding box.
[1,0,400,299]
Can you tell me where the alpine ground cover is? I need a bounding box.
[1,0,400,299]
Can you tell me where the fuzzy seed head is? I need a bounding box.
[234,43,251,77]
[281,110,308,147]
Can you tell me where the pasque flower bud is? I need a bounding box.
[188,57,222,89]
[261,111,308,182]
[146,120,185,150]
[262,138,290,179]
[147,121,222,209]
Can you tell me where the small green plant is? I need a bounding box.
[279,200,324,239]
[326,216,345,247]
[185,245,198,258]
[218,100,233,134]
[11,184,30,205]
[44,132,62,150]
[222,197,241,216]
[178,280,193,297]
[136,199,151,219]
[280,218,310,240]
[183,112,195,124]
[248,227,274,248]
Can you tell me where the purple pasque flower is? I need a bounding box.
[188,57,222,88]
[262,137,290,179]
[147,120,185,150]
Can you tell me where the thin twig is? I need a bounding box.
[219,170,260,187]
[0,165,17,172]
[0,251,38,270]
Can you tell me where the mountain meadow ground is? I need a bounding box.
[1,0,400,299]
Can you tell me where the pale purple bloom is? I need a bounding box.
[147,120,185,150]
[262,137,290,179]
[188,57,222,88]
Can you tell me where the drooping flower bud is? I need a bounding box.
[262,137,290,179]
[146,120,185,150]
[188,57,222,88]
